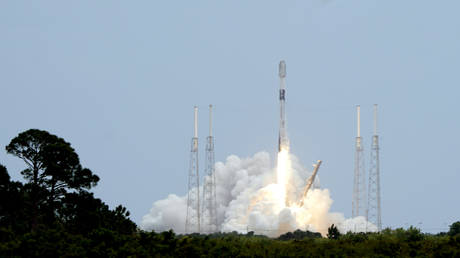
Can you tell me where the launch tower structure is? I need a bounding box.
[202,105,218,233]
[352,105,367,218]
[367,104,382,231]
[186,106,200,233]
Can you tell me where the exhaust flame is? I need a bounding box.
[276,147,291,207]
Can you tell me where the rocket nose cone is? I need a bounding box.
[279,61,286,78]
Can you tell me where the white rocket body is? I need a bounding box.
[278,60,288,151]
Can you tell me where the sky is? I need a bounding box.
[1,1,459,233]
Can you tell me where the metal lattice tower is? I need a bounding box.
[202,104,218,233]
[367,104,382,231]
[352,105,367,218]
[185,106,200,233]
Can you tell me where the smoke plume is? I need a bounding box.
[141,151,376,236]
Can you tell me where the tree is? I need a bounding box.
[448,221,460,236]
[6,129,99,228]
[327,224,341,239]
[0,164,9,186]
[277,229,322,240]
[0,164,27,232]
[59,191,136,235]
[0,164,13,220]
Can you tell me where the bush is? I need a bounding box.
[448,221,460,237]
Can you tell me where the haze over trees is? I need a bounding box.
[0,129,459,256]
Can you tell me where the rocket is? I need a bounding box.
[278,60,288,152]
[298,160,322,206]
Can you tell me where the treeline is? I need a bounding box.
[1,129,459,257]
[0,129,137,256]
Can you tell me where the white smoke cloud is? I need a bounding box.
[141,151,376,236]
[141,194,187,232]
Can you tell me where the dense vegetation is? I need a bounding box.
[1,129,459,257]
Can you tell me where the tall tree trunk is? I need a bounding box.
[48,178,56,223]
[31,164,38,231]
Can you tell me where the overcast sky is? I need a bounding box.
[1,1,459,232]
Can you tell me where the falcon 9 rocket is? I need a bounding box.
[278,60,289,152]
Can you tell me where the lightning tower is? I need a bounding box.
[185,106,200,233]
[202,105,218,233]
[278,60,289,151]
[352,105,366,218]
[367,104,382,231]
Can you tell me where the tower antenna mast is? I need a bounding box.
[352,105,366,220]
[202,104,218,233]
[186,106,200,233]
[367,104,382,231]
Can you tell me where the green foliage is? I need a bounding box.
[1,224,460,257]
[0,164,9,183]
[6,129,100,229]
[6,129,99,195]
[59,191,137,235]
[340,231,368,243]
[387,226,425,242]
[449,221,460,236]
[0,164,29,232]
[327,223,341,239]
[1,129,137,253]
[277,229,322,240]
